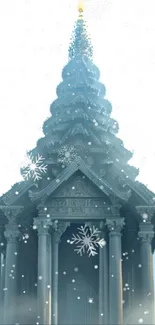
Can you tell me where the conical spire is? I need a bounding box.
[68,0,93,60]
[35,1,139,188]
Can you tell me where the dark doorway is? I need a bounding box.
[58,223,99,325]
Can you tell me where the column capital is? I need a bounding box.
[137,207,155,243]
[136,206,155,223]
[106,218,124,236]
[4,226,21,243]
[1,206,23,243]
[0,206,24,222]
[33,216,53,235]
[52,221,70,243]
[138,230,154,244]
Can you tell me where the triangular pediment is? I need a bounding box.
[49,171,107,199]
[29,158,130,203]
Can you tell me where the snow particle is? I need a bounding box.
[69,225,105,257]
[38,276,43,280]
[142,213,148,220]
[58,145,77,165]
[21,153,47,182]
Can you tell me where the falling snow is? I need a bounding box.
[20,152,47,181]
[69,225,106,257]
[57,145,77,166]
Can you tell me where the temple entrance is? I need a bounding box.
[58,223,99,325]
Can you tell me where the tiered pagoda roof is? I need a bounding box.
[0,1,155,207]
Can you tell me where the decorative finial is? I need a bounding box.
[78,0,84,19]
[78,0,84,13]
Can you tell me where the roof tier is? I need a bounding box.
[1,2,155,207]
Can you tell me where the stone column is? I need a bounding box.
[99,221,108,325]
[136,207,155,324]
[0,233,1,292]
[34,216,53,325]
[2,207,23,325]
[0,250,5,325]
[106,218,124,325]
[51,221,70,325]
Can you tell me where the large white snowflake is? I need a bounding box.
[21,152,47,181]
[69,225,106,257]
[57,145,77,166]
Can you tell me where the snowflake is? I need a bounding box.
[20,152,47,181]
[69,225,106,257]
[57,145,77,166]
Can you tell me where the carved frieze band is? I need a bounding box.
[106,218,125,236]
[37,200,120,218]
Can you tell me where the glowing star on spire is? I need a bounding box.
[78,0,84,20]
[78,0,84,13]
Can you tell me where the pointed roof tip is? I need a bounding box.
[78,0,84,20]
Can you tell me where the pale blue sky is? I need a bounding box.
[0,0,155,195]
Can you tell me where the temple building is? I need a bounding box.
[0,2,155,325]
